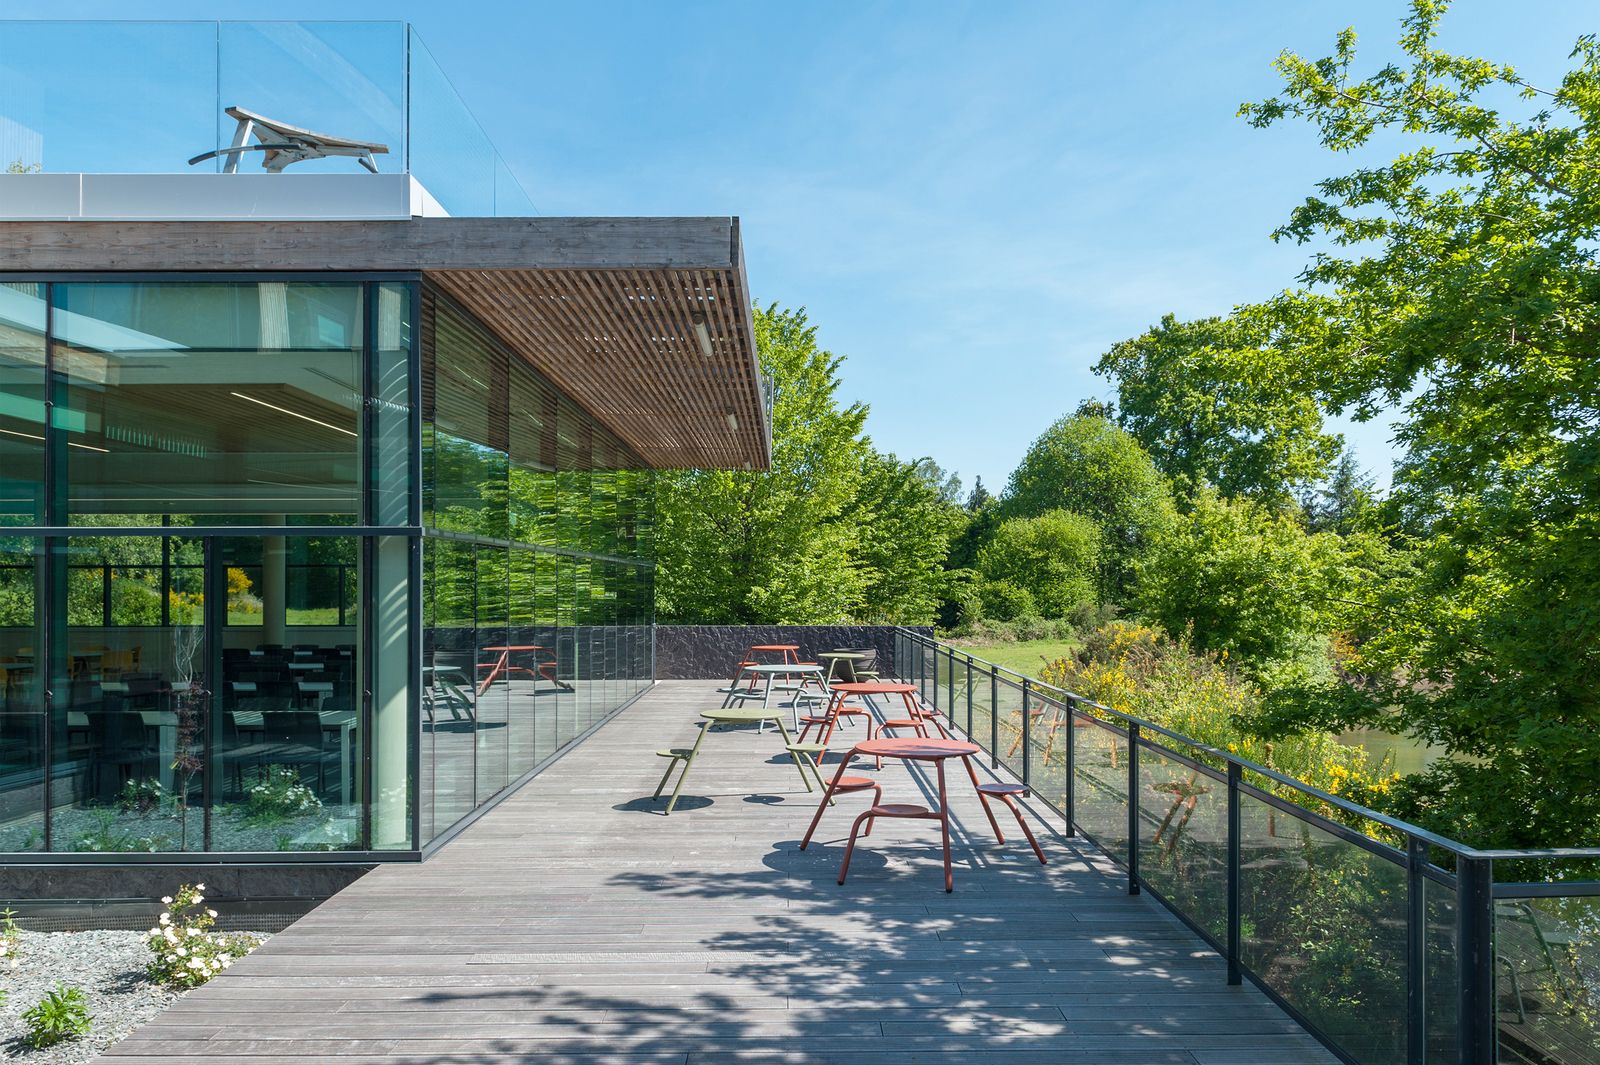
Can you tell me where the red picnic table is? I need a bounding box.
[800,681,945,747]
[729,643,802,691]
[476,645,569,695]
[800,736,1046,892]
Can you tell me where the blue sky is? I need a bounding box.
[8,1,1595,494]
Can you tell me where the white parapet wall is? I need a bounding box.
[0,172,448,221]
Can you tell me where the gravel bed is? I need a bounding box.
[0,930,185,1063]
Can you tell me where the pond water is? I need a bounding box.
[1338,727,1449,776]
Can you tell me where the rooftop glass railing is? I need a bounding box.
[0,20,535,216]
[893,628,1600,1065]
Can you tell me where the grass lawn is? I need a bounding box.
[945,637,1080,679]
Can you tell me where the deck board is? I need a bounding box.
[98,681,1336,1064]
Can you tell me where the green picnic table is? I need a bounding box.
[653,707,818,815]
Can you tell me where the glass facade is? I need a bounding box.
[418,293,653,844]
[0,275,654,858]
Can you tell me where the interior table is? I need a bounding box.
[658,707,813,815]
[800,736,1004,892]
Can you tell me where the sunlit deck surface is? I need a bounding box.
[101,681,1336,1065]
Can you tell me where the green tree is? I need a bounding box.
[977,509,1100,619]
[654,304,870,623]
[964,475,993,512]
[1239,0,1600,846]
[1302,451,1377,536]
[1000,413,1171,599]
[1096,313,1341,508]
[853,453,966,624]
[1134,490,1371,680]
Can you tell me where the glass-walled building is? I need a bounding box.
[0,234,762,862]
[0,20,766,868]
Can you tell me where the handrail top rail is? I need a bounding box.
[894,627,1600,865]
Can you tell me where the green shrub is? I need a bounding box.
[22,984,91,1048]
[978,580,1036,622]
[242,766,322,825]
[145,883,262,989]
[977,509,1100,618]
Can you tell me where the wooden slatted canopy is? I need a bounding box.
[0,216,770,470]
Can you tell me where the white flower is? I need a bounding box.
[195,883,206,891]
[148,927,160,936]
[161,896,172,905]
[206,909,218,918]
[188,957,204,969]
[221,959,232,969]
[218,953,231,963]
[175,946,187,957]
[194,895,204,904]
[159,913,170,925]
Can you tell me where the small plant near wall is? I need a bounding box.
[0,906,21,970]
[243,765,323,826]
[145,884,261,990]
[71,810,169,853]
[22,984,91,1048]
[117,777,167,815]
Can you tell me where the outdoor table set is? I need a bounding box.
[651,644,1048,890]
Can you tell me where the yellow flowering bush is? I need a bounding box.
[1038,621,1398,827]
[145,884,262,989]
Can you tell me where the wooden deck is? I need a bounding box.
[99,681,1337,1065]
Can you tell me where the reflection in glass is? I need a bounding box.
[0,537,44,850]
[0,284,46,527]
[53,282,364,522]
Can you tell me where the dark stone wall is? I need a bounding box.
[653,625,931,680]
[0,862,374,911]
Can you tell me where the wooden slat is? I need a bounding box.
[429,266,765,470]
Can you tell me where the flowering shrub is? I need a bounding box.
[144,884,260,989]
[1038,621,1398,816]
[118,777,166,815]
[243,766,322,825]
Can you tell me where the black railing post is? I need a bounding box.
[1456,855,1495,1065]
[946,650,955,728]
[1406,834,1426,1065]
[1227,761,1241,985]
[1063,696,1076,835]
[964,657,973,737]
[989,669,999,769]
[1021,679,1032,786]
[1127,721,1140,895]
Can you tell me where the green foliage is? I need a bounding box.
[1096,313,1341,508]
[978,580,1035,622]
[655,305,962,626]
[145,883,261,989]
[1039,622,1396,809]
[655,304,870,623]
[976,509,1100,619]
[1000,414,1172,599]
[0,906,20,970]
[117,777,167,816]
[853,453,968,624]
[242,766,323,826]
[1301,451,1377,536]
[1134,490,1381,682]
[22,985,91,1049]
[1239,0,1600,847]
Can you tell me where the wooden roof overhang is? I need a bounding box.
[0,216,770,470]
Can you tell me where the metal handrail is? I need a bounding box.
[891,627,1599,1065]
[894,628,1600,864]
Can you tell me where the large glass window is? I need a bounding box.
[53,282,364,523]
[417,295,655,845]
[0,276,420,857]
[0,284,46,527]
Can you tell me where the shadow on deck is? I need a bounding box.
[100,680,1336,1064]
